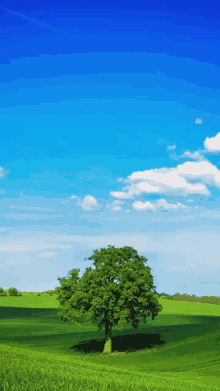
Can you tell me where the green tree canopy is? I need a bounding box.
[55,245,163,355]
[7,287,22,296]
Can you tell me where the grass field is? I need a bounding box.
[0,292,220,390]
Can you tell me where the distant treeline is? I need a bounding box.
[0,287,57,297]
[157,292,220,305]
[1,287,220,306]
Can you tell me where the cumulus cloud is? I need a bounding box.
[204,132,220,152]
[195,118,203,125]
[177,160,220,187]
[167,144,176,151]
[76,195,101,211]
[132,198,189,212]
[62,194,127,213]
[109,160,220,200]
[0,190,5,195]
[178,132,220,161]
[59,132,220,214]
[0,167,4,178]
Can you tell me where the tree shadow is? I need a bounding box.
[2,306,220,357]
[70,332,166,355]
[0,306,59,322]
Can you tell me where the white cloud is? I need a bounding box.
[61,156,217,215]
[52,132,220,215]
[109,160,220,200]
[0,167,4,178]
[0,190,5,194]
[180,151,203,160]
[195,118,203,125]
[132,200,157,211]
[177,160,220,188]
[204,132,220,152]
[132,198,189,212]
[167,144,176,150]
[76,195,101,211]
[38,251,59,258]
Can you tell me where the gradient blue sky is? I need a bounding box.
[1,0,220,296]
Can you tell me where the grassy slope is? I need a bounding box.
[0,293,220,390]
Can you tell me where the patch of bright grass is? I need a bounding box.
[0,294,220,390]
[0,344,220,391]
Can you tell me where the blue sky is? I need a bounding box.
[1,0,220,297]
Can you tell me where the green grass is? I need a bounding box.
[0,293,220,390]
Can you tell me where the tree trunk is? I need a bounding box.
[103,311,112,354]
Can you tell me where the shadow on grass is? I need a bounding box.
[69,332,166,355]
[0,306,59,321]
[1,306,220,357]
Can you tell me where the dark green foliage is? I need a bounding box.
[0,287,6,296]
[43,289,58,296]
[7,287,23,296]
[171,292,220,305]
[55,245,163,354]
[157,291,220,305]
[157,292,172,300]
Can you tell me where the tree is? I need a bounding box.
[55,245,163,355]
[0,287,4,296]
[7,287,22,296]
